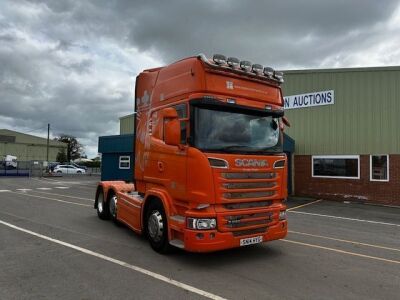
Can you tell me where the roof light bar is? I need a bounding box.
[240,60,252,71]
[213,54,227,65]
[252,64,263,74]
[227,57,240,68]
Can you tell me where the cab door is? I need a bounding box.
[144,103,188,202]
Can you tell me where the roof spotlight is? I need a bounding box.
[240,60,252,71]
[273,71,284,83]
[213,54,227,65]
[263,67,274,77]
[227,57,240,68]
[251,64,263,74]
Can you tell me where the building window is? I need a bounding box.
[119,156,130,169]
[312,155,360,179]
[370,155,389,181]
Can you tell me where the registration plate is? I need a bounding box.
[240,236,263,246]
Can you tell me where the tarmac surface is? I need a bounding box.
[0,176,399,299]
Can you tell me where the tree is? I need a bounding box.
[56,149,67,163]
[54,135,83,161]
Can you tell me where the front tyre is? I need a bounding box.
[96,189,110,220]
[146,200,171,253]
[108,193,118,223]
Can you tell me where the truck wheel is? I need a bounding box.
[146,200,171,253]
[108,193,118,223]
[96,189,110,220]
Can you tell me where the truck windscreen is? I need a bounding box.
[193,106,283,154]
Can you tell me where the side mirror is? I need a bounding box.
[164,118,181,146]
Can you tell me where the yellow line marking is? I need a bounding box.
[11,192,92,207]
[287,199,322,211]
[0,219,226,300]
[281,239,400,265]
[32,190,94,202]
[289,230,400,252]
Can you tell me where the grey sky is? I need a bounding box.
[1,0,400,157]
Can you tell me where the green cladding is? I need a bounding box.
[282,67,400,155]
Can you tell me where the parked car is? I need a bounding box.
[54,165,86,174]
[71,162,88,171]
[48,162,60,172]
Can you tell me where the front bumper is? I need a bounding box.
[182,220,287,252]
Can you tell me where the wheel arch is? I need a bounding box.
[94,181,134,209]
[141,189,174,237]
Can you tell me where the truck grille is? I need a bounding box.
[221,172,276,179]
[219,172,278,202]
[218,211,274,232]
[224,201,272,210]
[223,182,276,189]
[216,170,280,232]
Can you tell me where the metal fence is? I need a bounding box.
[0,161,101,177]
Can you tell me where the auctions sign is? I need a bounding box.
[284,90,334,110]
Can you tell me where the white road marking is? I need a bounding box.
[16,189,32,192]
[288,211,400,227]
[12,192,92,207]
[0,219,226,300]
[289,230,400,252]
[36,188,52,190]
[55,187,69,189]
[0,190,11,192]
[287,199,322,211]
[281,239,400,265]
[33,190,94,202]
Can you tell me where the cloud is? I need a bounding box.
[1,0,400,157]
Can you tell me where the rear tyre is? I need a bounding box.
[77,171,82,174]
[145,200,171,253]
[96,189,110,220]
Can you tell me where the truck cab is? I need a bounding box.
[95,54,288,253]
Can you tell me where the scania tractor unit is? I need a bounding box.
[95,54,289,253]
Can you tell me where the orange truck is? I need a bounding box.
[95,54,288,253]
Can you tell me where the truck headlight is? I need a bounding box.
[187,218,217,230]
[279,210,287,220]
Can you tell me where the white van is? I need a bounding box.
[3,155,18,169]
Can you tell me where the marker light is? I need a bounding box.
[265,105,272,110]
[213,54,227,65]
[240,60,252,71]
[263,67,274,77]
[227,98,236,104]
[274,71,284,82]
[227,57,240,68]
[252,64,263,74]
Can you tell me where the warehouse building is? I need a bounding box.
[0,129,67,161]
[283,66,400,206]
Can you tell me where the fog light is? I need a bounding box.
[279,210,286,220]
[187,218,217,230]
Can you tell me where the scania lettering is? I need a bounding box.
[95,54,289,253]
